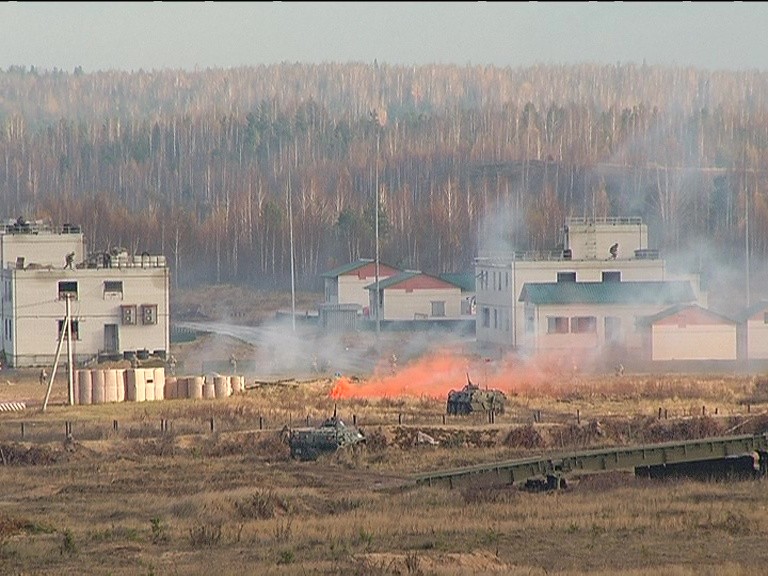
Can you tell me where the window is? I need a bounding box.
[57,319,80,340]
[602,271,621,282]
[571,316,597,333]
[58,280,78,300]
[121,304,138,325]
[141,304,158,325]
[557,272,576,283]
[431,301,446,317]
[547,316,569,334]
[482,307,490,328]
[104,281,123,298]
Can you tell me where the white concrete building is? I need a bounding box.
[321,258,400,314]
[639,304,738,362]
[737,301,768,361]
[475,216,707,350]
[365,271,464,321]
[518,280,696,361]
[0,219,169,368]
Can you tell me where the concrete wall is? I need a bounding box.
[1,232,85,269]
[745,313,768,360]
[652,324,737,361]
[378,287,463,321]
[2,266,169,367]
[518,301,666,357]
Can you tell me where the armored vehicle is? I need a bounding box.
[285,408,366,461]
[447,374,506,415]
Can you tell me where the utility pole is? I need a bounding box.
[288,167,296,332]
[743,144,750,310]
[42,294,73,412]
[375,127,380,337]
[66,295,74,403]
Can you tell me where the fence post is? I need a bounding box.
[259,416,263,430]
[577,409,580,424]
[209,417,215,433]
[398,413,402,425]
[113,420,119,432]
[20,422,25,439]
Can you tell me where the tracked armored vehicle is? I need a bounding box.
[447,374,506,415]
[285,408,366,461]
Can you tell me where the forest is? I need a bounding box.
[1,62,768,308]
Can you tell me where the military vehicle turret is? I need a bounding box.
[284,407,366,461]
[447,374,506,415]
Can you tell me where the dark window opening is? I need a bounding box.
[547,316,569,334]
[104,280,123,294]
[58,281,78,299]
[571,316,597,333]
[57,319,80,340]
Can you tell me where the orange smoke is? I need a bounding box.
[328,348,597,400]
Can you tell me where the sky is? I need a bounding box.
[1,2,767,73]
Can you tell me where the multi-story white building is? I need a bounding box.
[475,217,707,351]
[0,219,169,368]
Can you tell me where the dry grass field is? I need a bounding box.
[2,366,768,576]
[2,290,768,575]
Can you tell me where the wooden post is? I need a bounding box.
[20,422,25,439]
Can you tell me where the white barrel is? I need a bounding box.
[115,369,126,402]
[177,377,189,399]
[104,369,118,403]
[189,376,204,400]
[75,369,90,405]
[164,376,177,400]
[214,376,229,399]
[153,368,165,401]
[77,369,92,405]
[144,368,155,401]
[203,376,216,399]
[230,375,243,394]
[126,369,146,402]
[91,369,106,404]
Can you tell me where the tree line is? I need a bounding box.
[1,62,768,299]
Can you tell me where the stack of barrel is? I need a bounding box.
[74,369,244,404]
[164,374,244,400]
